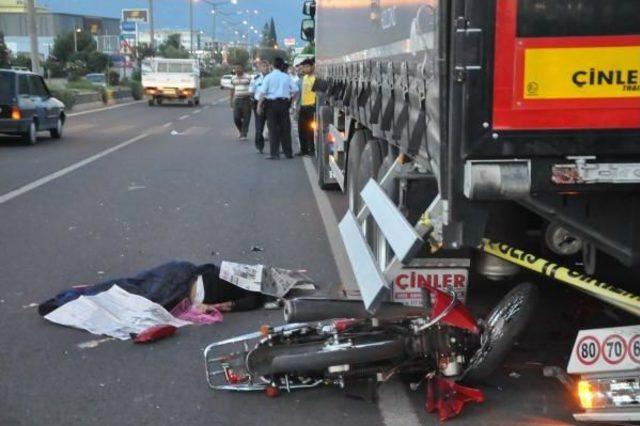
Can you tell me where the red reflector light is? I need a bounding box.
[11,106,22,120]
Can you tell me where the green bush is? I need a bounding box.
[65,59,87,81]
[127,80,143,100]
[67,79,100,91]
[51,89,76,110]
[201,76,220,89]
[131,69,141,82]
[108,70,120,86]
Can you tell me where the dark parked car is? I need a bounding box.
[0,69,65,145]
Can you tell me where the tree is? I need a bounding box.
[302,43,315,55]
[52,31,97,65]
[226,47,249,68]
[269,18,278,47]
[158,34,189,58]
[260,18,278,48]
[0,32,10,69]
[135,42,155,60]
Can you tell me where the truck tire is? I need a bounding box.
[347,130,368,214]
[357,139,383,247]
[465,282,539,382]
[316,106,339,190]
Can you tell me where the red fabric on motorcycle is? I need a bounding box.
[430,289,479,334]
[426,377,484,422]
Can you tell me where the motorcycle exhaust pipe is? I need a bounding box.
[284,298,424,323]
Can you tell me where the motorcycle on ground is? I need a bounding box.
[204,282,538,421]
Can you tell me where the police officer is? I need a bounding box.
[296,58,316,156]
[249,59,270,154]
[257,57,299,160]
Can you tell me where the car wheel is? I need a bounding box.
[23,120,37,145]
[148,98,155,106]
[50,117,63,139]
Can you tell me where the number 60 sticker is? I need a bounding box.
[576,335,600,365]
[629,335,640,363]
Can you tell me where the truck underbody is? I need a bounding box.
[305,0,640,421]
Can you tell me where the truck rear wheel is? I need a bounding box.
[347,130,368,214]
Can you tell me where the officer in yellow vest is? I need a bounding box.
[296,58,316,157]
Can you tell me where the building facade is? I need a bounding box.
[0,0,119,57]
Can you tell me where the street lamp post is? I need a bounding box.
[201,0,238,49]
[73,27,81,53]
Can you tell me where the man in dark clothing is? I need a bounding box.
[257,57,299,159]
[230,65,252,140]
[250,59,270,154]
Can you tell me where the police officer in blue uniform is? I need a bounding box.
[257,57,299,159]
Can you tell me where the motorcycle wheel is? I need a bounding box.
[247,337,405,377]
[465,282,539,382]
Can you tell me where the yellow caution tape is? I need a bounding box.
[481,239,640,317]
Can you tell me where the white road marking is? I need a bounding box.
[192,109,202,114]
[67,100,146,117]
[179,114,190,120]
[0,133,148,204]
[162,122,173,128]
[301,157,356,291]
[301,156,426,426]
[377,381,425,426]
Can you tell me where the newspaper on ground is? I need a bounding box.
[219,261,317,298]
[44,285,191,340]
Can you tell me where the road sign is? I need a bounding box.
[284,37,296,47]
[121,21,137,33]
[568,325,640,374]
[122,9,149,23]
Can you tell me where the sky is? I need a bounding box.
[41,0,303,44]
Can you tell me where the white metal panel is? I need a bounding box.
[338,211,390,311]
[360,178,423,263]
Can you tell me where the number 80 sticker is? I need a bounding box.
[602,334,627,365]
[576,335,600,365]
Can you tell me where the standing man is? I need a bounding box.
[257,57,299,160]
[296,58,316,156]
[230,65,252,140]
[249,59,270,154]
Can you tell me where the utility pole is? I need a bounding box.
[149,0,155,51]
[189,0,194,56]
[26,0,41,74]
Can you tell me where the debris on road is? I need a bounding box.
[509,371,521,379]
[132,324,178,343]
[77,337,116,349]
[250,245,263,252]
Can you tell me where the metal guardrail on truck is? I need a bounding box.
[301,0,640,421]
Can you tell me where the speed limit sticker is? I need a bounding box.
[569,326,640,374]
[602,334,627,365]
[576,335,600,365]
[628,335,640,363]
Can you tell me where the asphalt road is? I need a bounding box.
[0,89,622,425]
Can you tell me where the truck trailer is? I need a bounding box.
[301,0,640,421]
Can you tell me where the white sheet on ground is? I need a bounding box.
[44,285,191,340]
